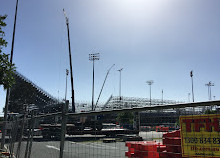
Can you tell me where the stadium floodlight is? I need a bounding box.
[190,71,195,102]
[89,53,100,111]
[65,69,69,101]
[205,81,214,100]
[146,80,154,106]
[117,68,123,100]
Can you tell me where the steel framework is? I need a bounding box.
[8,71,61,113]
[103,95,182,110]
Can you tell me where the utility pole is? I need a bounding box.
[63,9,75,113]
[146,80,154,106]
[118,68,123,100]
[190,71,194,102]
[1,0,19,149]
[89,53,100,111]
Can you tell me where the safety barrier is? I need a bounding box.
[125,130,181,158]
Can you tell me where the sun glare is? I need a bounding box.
[115,0,168,15]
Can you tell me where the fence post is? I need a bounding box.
[24,117,31,158]
[9,117,19,157]
[27,111,36,158]
[16,105,27,158]
[59,100,68,158]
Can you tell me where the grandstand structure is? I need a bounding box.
[8,71,182,113]
[8,71,62,113]
[102,95,183,110]
[75,96,183,111]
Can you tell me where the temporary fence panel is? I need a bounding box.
[1,101,220,158]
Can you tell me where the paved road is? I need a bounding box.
[10,139,127,158]
[30,140,127,158]
[7,131,165,158]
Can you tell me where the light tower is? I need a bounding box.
[209,82,214,100]
[188,93,191,103]
[64,69,69,101]
[118,68,123,100]
[89,53,100,111]
[205,81,214,100]
[146,80,154,106]
[190,71,194,102]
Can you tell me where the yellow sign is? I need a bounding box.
[180,114,220,157]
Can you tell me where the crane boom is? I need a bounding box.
[63,9,75,112]
[94,64,115,110]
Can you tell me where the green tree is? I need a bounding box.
[117,112,134,125]
[204,109,217,114]
[0,15,16,89]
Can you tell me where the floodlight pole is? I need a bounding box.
[89,53,100,111]
[188,93,191,103]
[118,68,123,100]
[1,0,19,149]
[205,81,214,101]
[63,9,75,113]
[209,81,214,100]
[190,71,194,102]
[65,69,69,101]
[205,83,210,100]
[146,80,154,106]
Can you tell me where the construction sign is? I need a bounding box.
[180,114,220,157]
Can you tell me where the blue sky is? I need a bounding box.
[1,0,220,113]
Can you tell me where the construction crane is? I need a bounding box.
[94,64,115,110]
[63,9,75,112]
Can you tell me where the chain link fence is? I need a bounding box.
[1,101,220,158]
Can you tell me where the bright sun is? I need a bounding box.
[114,0,168,19]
